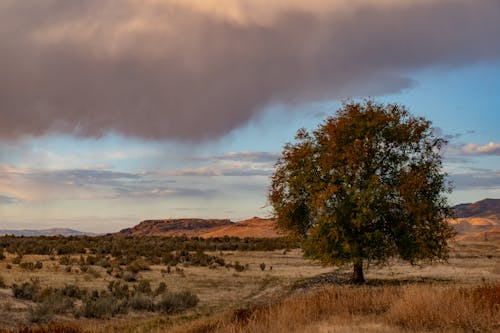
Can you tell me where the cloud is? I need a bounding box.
[451,170,500,190]
[1,0,499,141]
[460,142,500,156]
[162,151,279,176]
[193,151,280,163]
[0,194,23,205]
[447,142,500,157]
[0,166,214,201]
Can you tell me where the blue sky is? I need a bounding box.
[1,1,499,232]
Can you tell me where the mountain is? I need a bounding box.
[118,218,233,237]
[453,198,500,218]
[451,199,500,241]
[198,217,280,238]
[0,228,96,237]
[117,217,280,238]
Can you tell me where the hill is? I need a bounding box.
[0,228,95,236]
[117,217,280,238]
[451,198,500,241]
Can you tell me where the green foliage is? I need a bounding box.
[269,100,454,283]
[155,291,199,314]
[0,235,296,258]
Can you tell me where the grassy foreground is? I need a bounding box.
[0,240,499,332]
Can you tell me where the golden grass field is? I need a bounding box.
[0,240,499,332]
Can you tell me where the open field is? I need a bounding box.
[0,239,499,332]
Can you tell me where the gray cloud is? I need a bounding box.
[1,1,500,141]
[0,167,215,200]
[0,194,23,205]
[192,151,280,163]
[450,170,500,190]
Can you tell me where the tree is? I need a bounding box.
[269,100,454,283]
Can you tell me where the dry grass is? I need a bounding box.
[172,284,500,333]
[0,241,499,332]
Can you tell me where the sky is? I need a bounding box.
[1,0,500,232]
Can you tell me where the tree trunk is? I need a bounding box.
[352,260,365,284]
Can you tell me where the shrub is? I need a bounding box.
[154,282,167,296]
[126,259,150,273]
[122,271,137,282]
[260,263,266,271]
[60,284,86,299]
[79,295,127,319]
[107,280,130,299]
[233,261,245,272]
[12,254,22,264]
[27,303,54,323]
[0,275,6,288]
[156,291,199,314]
[59,255,72,265]
[20,261,35,270]
[128,293,154,311]
[0,248,5,260]
[12,279,41,300]
[34,260,43,269]
[134,279,152,295]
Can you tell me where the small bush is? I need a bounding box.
[108,280,130,299]
[156,291,199,314]
[126,259,150,273]
[259,263,266,271]
[27,303,54,323]
[122,271,137,282]
[134,279,152,295]
[12,254,23,264]
[154,282,167,296]
[128,293,154,311]
[60,284,86,299]
[20,261,35,270]
[59,255,72,265]
[233,261,245,272]
[12,279,41,300]
[0,275,6,288]
[79,295,127,319]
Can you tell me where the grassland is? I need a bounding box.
[0,239,499,332]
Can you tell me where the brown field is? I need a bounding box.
[0,240,499,332]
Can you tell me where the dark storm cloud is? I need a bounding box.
[1,0,500,141]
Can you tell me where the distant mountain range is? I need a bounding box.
[117,217,281,238]
[1,199,499,240]
[0,228,96,237]
[450,198,500,241]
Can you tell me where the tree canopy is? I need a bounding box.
[269,101,454,283]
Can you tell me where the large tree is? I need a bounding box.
[269,101,454,283]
